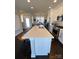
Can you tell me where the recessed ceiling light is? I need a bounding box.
[54,0,57,3]
[30,7,34,9]
[27,0,31,3]
[49,6,51,9]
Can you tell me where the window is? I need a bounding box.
[26,18,30,27]
[20,14,24,22]
[36,16,44,24]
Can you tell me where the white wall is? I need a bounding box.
[33,12,47,17]
[47,3,63,23]
[15,14,23,36]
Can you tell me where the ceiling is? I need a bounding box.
[15,0,63,14]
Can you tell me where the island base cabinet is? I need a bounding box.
[30,38,52,58]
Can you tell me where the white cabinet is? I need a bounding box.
[30,38,52,58]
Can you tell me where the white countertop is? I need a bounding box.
[22,25,54,39]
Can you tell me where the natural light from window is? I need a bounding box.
[26,18,30,27]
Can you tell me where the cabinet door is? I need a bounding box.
[30,38,36,58]
[35,38,52,55]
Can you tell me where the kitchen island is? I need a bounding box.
[22,25,54,58]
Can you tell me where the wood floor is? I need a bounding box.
[15,29,63,59]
